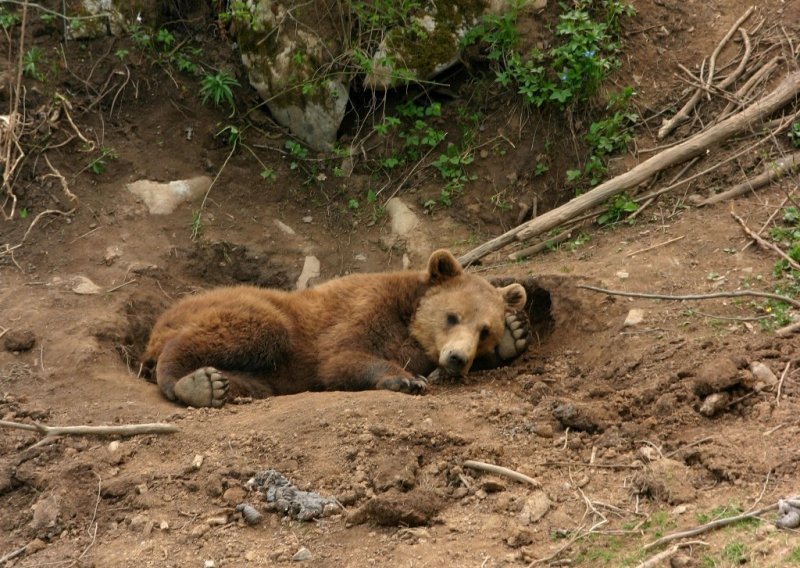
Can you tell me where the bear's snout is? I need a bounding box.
[439,347,473,376]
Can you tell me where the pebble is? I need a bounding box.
[699,392,730,417]
[25,539,46,554]
[750,361,777,391]
[3,329,36,352]
[292,547,312,562]
[191,454,204,470]
[203,561,216,568]
[615,271,629,279]
[207,516,228,526]
[71,275,102,295]
[159,520,169,530]
[129,514,148,532]
[623,308,645,327]
[107,441,120,453]
[274,219,296,235]
[302,216,313,223]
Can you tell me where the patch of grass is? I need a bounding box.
[787,545,800,564]
[200,71,240,113]
[0,6,19,28]
[722,540,747,564]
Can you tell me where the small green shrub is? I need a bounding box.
[789,121,800,148]
[597,193,637,226]
[200,71,240,113]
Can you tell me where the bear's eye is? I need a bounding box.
[479,325,490,341]
[446,313,459,327]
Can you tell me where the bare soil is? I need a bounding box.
[2,1,800,567]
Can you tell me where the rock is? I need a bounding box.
[191,454,204,471]
[203,560,216,568]
[699,392,730,417]
[107,440,120,453]
[347,488,443,527]
[623,308,645,327]
[247,469,340,521]
[65,0,126,39]
[533,422,554,438]
[104,245,122,265]
[296,256,321,290]
[222,486,247,506]
[25,538,46,554]
[30,494,60,530]
[207,515,228,526]
[505,527,534,548]
[384,197,432,264]
[691,357,742,396]
[274,219,297,235]
[3,329,36,352]
[386,197,420,237]
[302,216,313,223]
[615,271,629,279]
[632,459,696,505]
[71,275,102,295]
[292,547,312,562]
[518,491,551,525]
[126,176,212,215]
[750,361,778,391]
[159,520,169,530]
[129,513,149,532]
[553,402,606,433]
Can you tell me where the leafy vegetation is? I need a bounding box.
[87,147,118,175]
[464,0,635,108]
[789,120,800,148]
[23,47,45,81]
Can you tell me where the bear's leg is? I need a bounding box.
[155,310,291,407]
[318,351,428,394]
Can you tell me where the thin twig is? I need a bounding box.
[664,436,715,459]
[635,541,709,568]
[644,503,779,549]
[776,361,792,406]
[463,460,540,488]
[732,212,800,271]
[625,235,686,258]
[576,284,800,310]
[0,545,27,566]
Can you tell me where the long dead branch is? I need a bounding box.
[458,71,800,266]
[463,460,541,487]
[644,502,778,550]
[0,419,178,448]
[576,284,800,310]
[694,151,800,206]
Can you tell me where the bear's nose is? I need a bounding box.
[447,352,467,370]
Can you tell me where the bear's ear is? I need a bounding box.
[498,283,526,310]
[427,249,463,284]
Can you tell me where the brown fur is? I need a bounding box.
[144,250,526,406]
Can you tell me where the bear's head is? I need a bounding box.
[410,249,527,377]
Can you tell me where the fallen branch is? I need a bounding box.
[0,545,27,566]
[576,284,800,310]
[644,503,779,550]
[458,71,800,266]
[732,211,800,270]
[508,230,573,261]
[695,151,800,206]
[776,320,800,336]
[0,419,178,448]
[463,460,540,488]
[625,235,686,258]
[634,541,708,568]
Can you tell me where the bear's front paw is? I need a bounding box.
[496,311,530,361]
[377,375,428,395]
[173,367,229,408]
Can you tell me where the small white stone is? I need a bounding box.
[623,308,645,327]
[191,454,204,470]
[274,219,296,235]
[615,271,629,280]
[203,560,216,568]
[292,547,312,562]
[302,216,313,223]
[107,441,120,452]
[71,275,102,295]
[296,256,321,290]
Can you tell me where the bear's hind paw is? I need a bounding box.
[377,375,428,395]
[173,367,229,408]
[497,311,530,361]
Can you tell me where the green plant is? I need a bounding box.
[200,71,240,113]
[155,28,175,49]
[191,209,204,240]
[114,48,130,60]
[533,162,549,176]
[787,545,800,564]
[348,198,360,210]
[465,0,634,109]
[789,121,800,148]
[87,147,118,175]
[260,167,277,183]
[23,47,45,80]
[175,47,203,74]
[597,193,637,226]
[19,207,28,219]
[0,7,19,28]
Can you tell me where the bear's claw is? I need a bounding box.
[379,375,428,394]
[496,311,530,361]
[173,367,229,408]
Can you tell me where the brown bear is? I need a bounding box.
[143,249,529,407]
